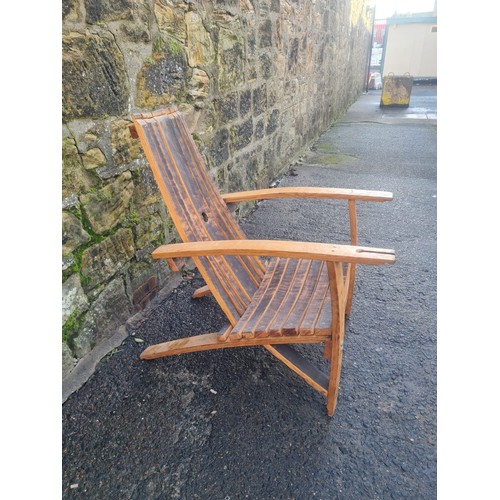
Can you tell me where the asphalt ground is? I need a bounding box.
[62,86,437,499]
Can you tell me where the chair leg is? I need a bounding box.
[326,331,343,416]
[192,285,211,299]
[345,263,356,318]
[264,344,328,397]
[326,261,346,417]
[140,331,330,360]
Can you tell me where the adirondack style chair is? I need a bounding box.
[129,106,395,417]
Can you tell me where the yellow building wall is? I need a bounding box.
[383,23,437,78]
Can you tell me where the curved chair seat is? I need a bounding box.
[232,258,332,338]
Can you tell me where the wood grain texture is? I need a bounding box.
[231,258,332,338]
[192,285,211,299]
[152,240,396,265]
[221,187,393,203]
[131,107,265,324]
[326,262,345,416]
[140,332,330,360]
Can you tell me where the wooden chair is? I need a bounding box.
[129,106,395,416]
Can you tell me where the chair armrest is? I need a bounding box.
[221,187,393,203]
[152,240,395,265]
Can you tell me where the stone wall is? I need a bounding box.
[62,0,373,379]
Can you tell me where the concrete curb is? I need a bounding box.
[62,272,185,403]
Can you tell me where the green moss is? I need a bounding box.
[127,200,141,225]
[63,206,124,284]
[62,310,85,343]
[80,273,92,287]
[167,37,183,56]
[316,142,337,154]
[131,169,141,182]
[316,153,348,165]
[153,37,164,53]
[62,137,80,165]
[87,186,112,202]
[129,210,140,224]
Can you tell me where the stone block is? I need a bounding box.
[136,43,189,108]
[155,0,186,43]
[266,109,280,135]
[239,89,252,117]
[226,166,244,193]
[133,213,164,249]
[240,0,255,13]
[120,22,151,44]
[231,117,253,151]
[62,342,76,379]
[208,128,229,165]
[69,277,134,358]
[288,37,299,72]
[111,119,143,166]
[259,52,273,79]
[62,31,129,121]
[81,228,135,289]
[214,92,238,122]
[85,0,133,24]
[62,273,90,324]
[216,28,245,92]
[131,166,163,217]
[254,118,264,140]
[62,138,99,200]
[82,147,107,170]
[62,0,79,21]
[188,69,210,99]
[80,172,134,235]
[63,255,75,272]
[62,211,91,256]
[252,84,267,116]
[186,11,214,67]
[259,19,273,48]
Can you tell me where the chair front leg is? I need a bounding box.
[326,261,347,417]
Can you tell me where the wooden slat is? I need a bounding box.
[264,345,329,396]
[222,186,393,203]
[297,261,330,336]
[137,116,251,320]
[174,114,266,280]
[231,259,332,338]
[156,115,262,300]
[140,332,330,360]
[266,259,314,336]
[232,258,285,338]
[250,259,296,338]
[272,260,315,336]
[132,108,267,324]
[170,115,266,282]
[152,240,396,265]
[192,285,211,299]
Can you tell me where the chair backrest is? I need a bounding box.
[131,107,266,324]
